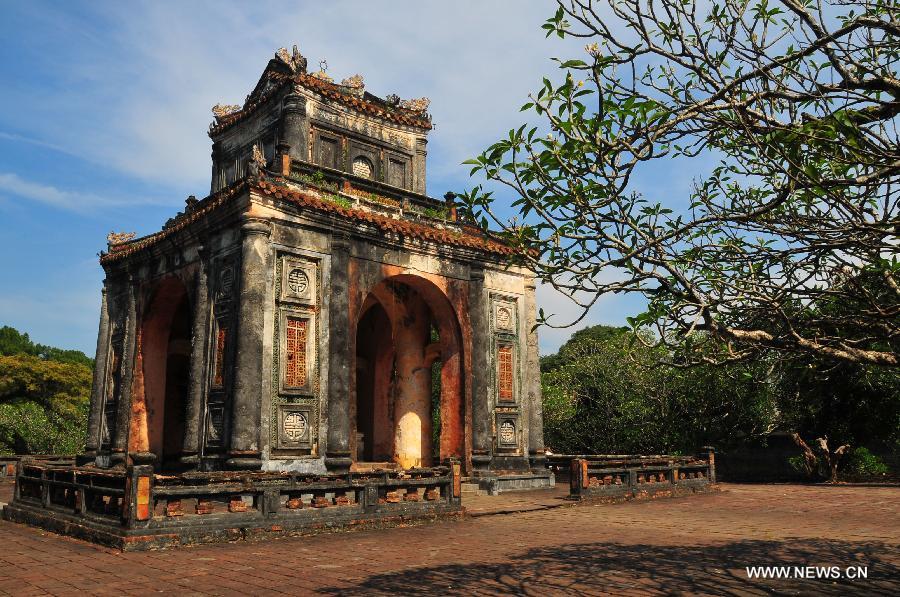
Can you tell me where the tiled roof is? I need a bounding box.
[208,71,432,137]
[100,175,516,265]
[254,179,517,256]
[100,180,249,265]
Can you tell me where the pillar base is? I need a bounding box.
[324,453,353,474]
[108,451,127,468]
[529,451,548,472]
[471,452,492,472]
[178,452,200,467]
[76,451,97,466]
[226,452,263,471]
[130,452,157,466]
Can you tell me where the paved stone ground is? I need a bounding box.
[0,483,897,596]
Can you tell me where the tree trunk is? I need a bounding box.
[791,433,818,479]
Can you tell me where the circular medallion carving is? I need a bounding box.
[288,268,309,295]
[499,420,516,444]
[496,306,512,329]
[352,157,374,179]
[283,411,308,442]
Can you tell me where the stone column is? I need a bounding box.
[413,137,427,195]
[82,283,110,462]
[281,93,308,162]
[110,277,138,467]
[524,279,546,470]
[227,219,271,470]
[468,266,492,473]
[325,234,352,473]
[180,248,210,467]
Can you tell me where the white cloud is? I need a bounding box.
[0,1,590,193]
[0,172,169,212]
[535,279,647,354]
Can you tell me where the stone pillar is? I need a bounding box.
[468,266,492,473]
[181,248,210,467]
[227,218,271,470]
[110,277,138,467]
[413,137,427,195]
[524,279,546,471]
[281,93,308,162]
[83,283,110,461]
[325,234,352,473]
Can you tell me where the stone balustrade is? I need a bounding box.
[3,459,463,550]
[565,453,716,501]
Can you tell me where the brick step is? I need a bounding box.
[350,461,401,473]
[460,482,488,496]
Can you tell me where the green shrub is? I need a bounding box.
[845,447,889,477]
[540,325,778,455]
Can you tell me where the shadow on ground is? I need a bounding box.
[317,538,899,595]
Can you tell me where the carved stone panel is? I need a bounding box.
[277,404,313,449]
[280,257,318,305]
[214,259,237,312]
[205,404,225,448]
[492,299,517,334]
[496,412,519,450]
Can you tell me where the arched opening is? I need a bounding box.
[131,277,192,471]
[354,301,394,462]
[353,275,464,469]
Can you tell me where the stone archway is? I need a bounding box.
[129,277,192,470]
[353,275,465,469]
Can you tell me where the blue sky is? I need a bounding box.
[0,1,698,356]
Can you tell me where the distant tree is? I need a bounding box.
[460,0,899,367]
[0,326,93,455]
[0,325,93,368]
[0,354,90,455]
[541,325,778,454]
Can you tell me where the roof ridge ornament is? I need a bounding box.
[311,59,333,83]
[340,74,365,97]
[107,231,136,246]
[211,103,241,121]
[275,44,308,74]
[400,97,430,113]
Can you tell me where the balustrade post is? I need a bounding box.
[705,447,717,483]
[13,459,22,501]
[126,465,154,527]
[450,459,462,505]
[40,468,50,508]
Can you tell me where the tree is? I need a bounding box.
[0,325,94,368]
[0,354,91,455]
[0,326,93,455]
[459,0,899,367]
[541,325,778,454]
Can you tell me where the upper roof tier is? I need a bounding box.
[208,45,433,136]
[207,45,433,197]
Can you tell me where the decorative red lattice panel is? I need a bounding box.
[286,317,308,387]
[213,328,227,387]
[498,344,514,401]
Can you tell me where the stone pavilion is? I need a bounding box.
[81,46,547,480]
